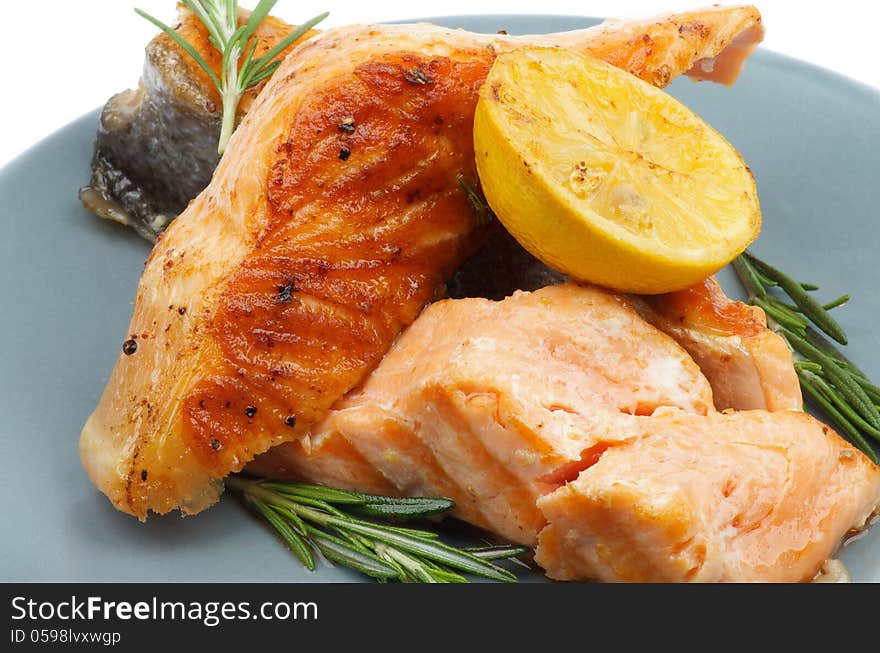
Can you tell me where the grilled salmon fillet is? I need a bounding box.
[535,408,879,582]
[252,284,880,582]
[81,6,766,520]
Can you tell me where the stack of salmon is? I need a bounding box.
[79,5,879,582]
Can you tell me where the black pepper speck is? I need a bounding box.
[276,281,298,303]
[245,406,257,418]
[122,338,138,355]
[404,67,432,85]
[339,146,351,161]
[210,438,222,451]
[141,469,148,481]
[284,415,297,427]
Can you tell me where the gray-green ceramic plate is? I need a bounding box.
[1,15,877,582]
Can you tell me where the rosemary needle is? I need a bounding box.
[785,330,880,429]
[136,1,328,154]
[226,476,530,583]
[734,251,880,461]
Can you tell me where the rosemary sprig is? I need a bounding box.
[226,476,530,583]
[136,1,328,154]
[734,251,880,463]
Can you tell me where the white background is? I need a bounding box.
[0,0,878,168]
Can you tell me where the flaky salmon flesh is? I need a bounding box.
[251,284,880,583]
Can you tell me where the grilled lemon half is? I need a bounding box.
[474,48,760,294]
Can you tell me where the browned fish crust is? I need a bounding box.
[181,52,494,477]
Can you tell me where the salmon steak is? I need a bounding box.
[80,4,766,518]
[252,284,880,582]
[77,5,880,582]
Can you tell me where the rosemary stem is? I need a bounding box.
[854,376,880,404]
[754,297,807,331]
[217,32,243,155]
[798,370,879,462]
[804,326,864,375]
[226,476,526,582]
[218,95,238,154]
[229,478,336,527]
[823,294,850,311]
[744,251,848,344]
[378,544,436,583]
[784,329,880,429]
[808,371,880,441]
[731,255,765,299]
